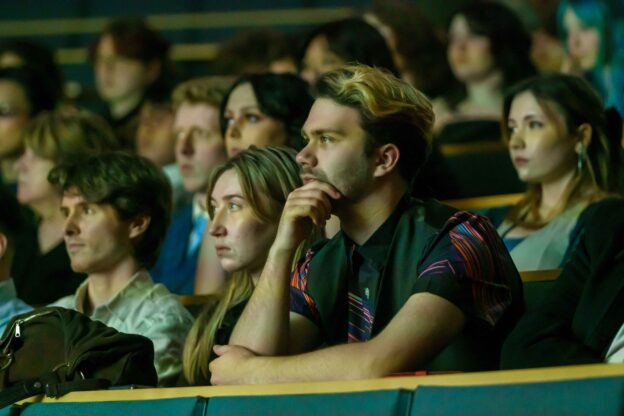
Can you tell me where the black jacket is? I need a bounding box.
[501,198,624,368]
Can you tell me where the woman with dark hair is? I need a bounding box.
[487,73,617,271]
[0,39,64,104]
[364,0,455,98]
[220,73,313,156]
[0,66,57,189]
[433,1,536,141]
[194,74,322,297]
[90,17,174,148]
[298,18,398,86]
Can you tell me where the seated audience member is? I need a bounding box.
[504,0,565,74]
[48,151,193,386]
[0,66,57,190]
[364,0,455,98]
[298,18,399,86]
[220,73,314,156]
[136,93,190,209]
[208,65,523,385]
[0,187,32,334]
[557,0,624,118]
[298,17,457,199]
[488,74,616,271]
[89,17,174,149]
[212,29,300,75]
[194,73,316,294]
[150,77,231,295]
[214,58,324,292]
[433,2,536,141]
[501,198,624,368]
[12,109,119,305]
[183,146,322,385]
[0,39,64,104]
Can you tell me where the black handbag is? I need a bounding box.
[0,306,158,408]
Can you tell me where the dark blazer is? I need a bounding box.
[150,204,199,295]
[501,198,624,368]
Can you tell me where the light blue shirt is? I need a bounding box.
[0,279,33,335]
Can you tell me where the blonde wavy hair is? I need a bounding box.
[23,107,119,163]
[172,76,235,110]
[314,64,434,183]
[182,146,322,384]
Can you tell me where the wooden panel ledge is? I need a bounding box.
[33,363,624,403]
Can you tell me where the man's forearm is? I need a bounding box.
[215,339,389,385]
[228,246,295,355]
[214,293,466,385]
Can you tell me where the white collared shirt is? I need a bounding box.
[606,322,624,363]
[51,270,193,386]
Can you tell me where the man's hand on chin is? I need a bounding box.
[209,344,259,385]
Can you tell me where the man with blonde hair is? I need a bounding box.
[150,76,232,294]
[210,65,523,384]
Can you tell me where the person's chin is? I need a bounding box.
[183,179,207,194]
[69,260,88,274]
[220,261,241,274]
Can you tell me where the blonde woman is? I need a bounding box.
[12,108,119,304]
[183,146,321,385]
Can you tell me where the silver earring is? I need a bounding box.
[577,145,586,172]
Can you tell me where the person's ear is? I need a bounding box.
[145,60,162,84]
[574,123,592,154]
[0,233,7,260]
[129,215,151,240]
[373,143,400,178]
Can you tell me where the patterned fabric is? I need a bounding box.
[290,249,321,327]
[290,205,518,342]
[347,291,374,342]
[418,211,515,326]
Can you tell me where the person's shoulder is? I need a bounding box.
[580,197,624,231]
[127,278,193,325]
[401,198,458,228]
[424,208,504,258]
[48,293,76,309]
[146,284,191,316]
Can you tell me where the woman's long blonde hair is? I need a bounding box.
[182,146,322,384]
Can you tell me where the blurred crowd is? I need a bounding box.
[1,0,623,388]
